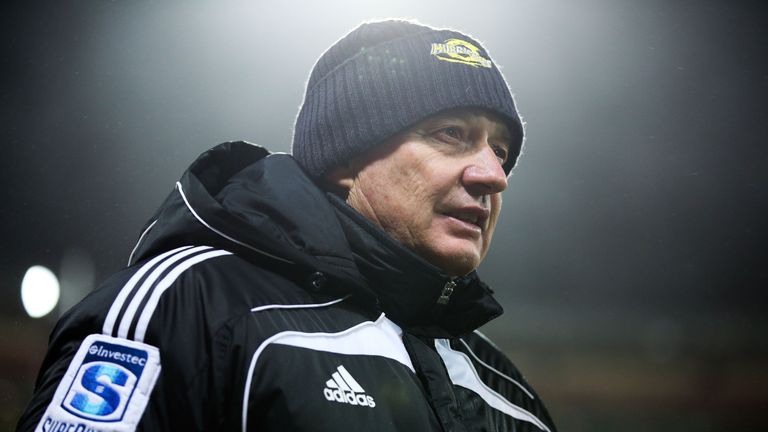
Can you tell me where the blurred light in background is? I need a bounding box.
[20,265,60,318]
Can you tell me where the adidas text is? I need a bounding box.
[323,388,376,408]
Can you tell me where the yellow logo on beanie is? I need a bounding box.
[430,38,492,68]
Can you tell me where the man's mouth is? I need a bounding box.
[443,207,489,230]
[454,213,480,226]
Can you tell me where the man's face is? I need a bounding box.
[329,108,511,277]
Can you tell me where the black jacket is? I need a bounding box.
[18,142,556,431]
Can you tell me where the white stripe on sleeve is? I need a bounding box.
[116,246,212,339]
[103,246,193,336]
[133,249,232,342]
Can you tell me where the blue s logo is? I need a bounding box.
[63,356,141,421]
[69,364,129,416]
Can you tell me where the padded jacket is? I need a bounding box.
[18,142,556,432]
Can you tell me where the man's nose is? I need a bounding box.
[462,145,508,196]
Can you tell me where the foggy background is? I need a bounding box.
[2,1,766,431]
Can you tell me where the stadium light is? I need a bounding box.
[21,265,60,318]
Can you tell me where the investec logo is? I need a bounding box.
[323,365,376,408]
[61,341,148,421]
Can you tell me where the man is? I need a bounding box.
[18,20,556,431]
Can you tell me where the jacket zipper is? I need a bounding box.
[436,280,456,305]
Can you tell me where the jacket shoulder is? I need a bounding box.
[118,245,327,343]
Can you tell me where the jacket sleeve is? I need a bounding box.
[17,249,270,432]
[15,259,221,432]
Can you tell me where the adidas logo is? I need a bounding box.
[322,365,376,408]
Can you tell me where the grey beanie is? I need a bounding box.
[291,19,524,178]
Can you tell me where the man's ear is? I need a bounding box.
[323,160,356,198]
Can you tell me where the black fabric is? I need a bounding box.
[403,333,467,432]
[291,20,524,178]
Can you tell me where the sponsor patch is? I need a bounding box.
[430,38,492,68]
[36,334,161,432]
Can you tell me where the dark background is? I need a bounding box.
[2,1,766,431]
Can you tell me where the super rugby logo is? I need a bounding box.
[323,365,376,408]
[61,340,150,422]
[35,334,160,431]
[430,38,492,68]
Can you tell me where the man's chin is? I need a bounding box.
[425,246,482,277]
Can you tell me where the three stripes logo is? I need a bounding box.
[323,365,376,408]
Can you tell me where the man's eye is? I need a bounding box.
[493,146,509,164]
[437,127,461,140]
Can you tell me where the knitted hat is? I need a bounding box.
[291,19,524,178]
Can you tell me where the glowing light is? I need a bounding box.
[21,265,60,318]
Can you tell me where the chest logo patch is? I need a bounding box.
[430,38,492,68]
[323,365,376,408]
[35,334,161,432]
